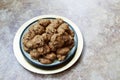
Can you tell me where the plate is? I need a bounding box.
[13,15,83,74]
[20,18,78,69]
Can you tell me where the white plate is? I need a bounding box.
[13,15,83,74]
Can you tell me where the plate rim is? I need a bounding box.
[13,15,83,74]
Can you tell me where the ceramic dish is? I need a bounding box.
[13,15,83,74]
[19,18,78,69]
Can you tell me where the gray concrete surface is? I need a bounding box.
[0,0,120,80]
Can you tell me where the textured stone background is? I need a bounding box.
[0,0,120,80]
